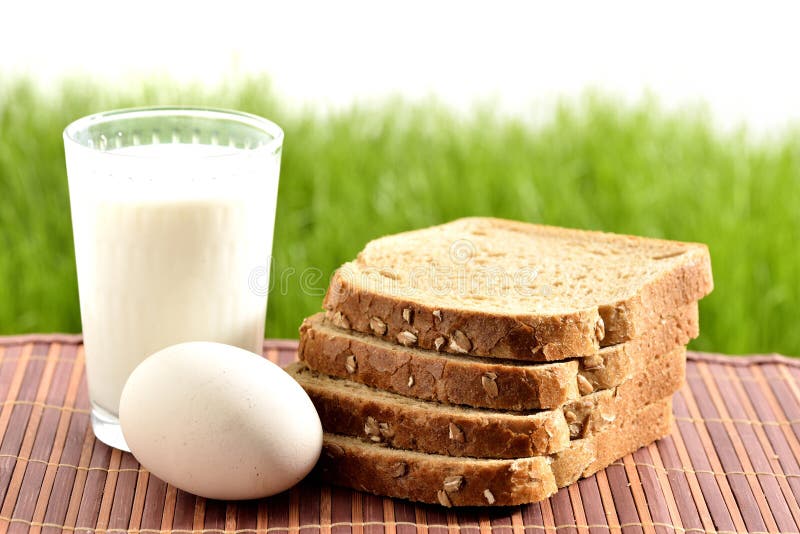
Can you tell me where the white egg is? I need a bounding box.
[119,341,322,500]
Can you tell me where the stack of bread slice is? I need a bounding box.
[288,217,713,506]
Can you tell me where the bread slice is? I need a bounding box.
[299,303,697,410]
[316,398,673,507]
[286,345,685,458]
[322,217,712,361]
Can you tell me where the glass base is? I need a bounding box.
[90,402,130,451]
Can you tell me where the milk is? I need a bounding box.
[68,143,278,415]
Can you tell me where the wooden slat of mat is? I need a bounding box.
[549,488,577,534]
[267,487,289,533]
[381,496,396,534]
[126,466,149,531]
[331,485,352,534]
[236,497,259,533]
[0,345,16,402]
[171,489,197,530]
[140,474,168,531]
[424,502,448,534]
[489,507,513,534]
[538,498,557,533]
[202,496,227,531]
[106,452,139,529]
[192,494,206,531]
[510,508,526,534]
[412,505,428,534]
[593,470,621,534]
[288,484,300,533]
[74,439,114,529]
[362,493,385,534]
[350,485,363,534]
[566,484,588,534]
[296,483,320,534]
[93,446,122,531]
[521,501,544,533]
[320,486,332,534]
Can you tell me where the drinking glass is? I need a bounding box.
[64,108,283,450]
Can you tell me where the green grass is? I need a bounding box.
[1,77,798,356]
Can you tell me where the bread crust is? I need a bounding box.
[298,304,697,410]
[317,434,558,507]
[315,398,673,506]
[289,346,685,458]
[322,218,712,361]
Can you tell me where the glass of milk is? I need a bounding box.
[63,108,283,450]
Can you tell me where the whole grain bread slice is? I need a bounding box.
[315,398,673,507]
[322,217,712,361]
[286,345,685,458]
[299,303,697,410]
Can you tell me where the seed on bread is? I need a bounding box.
[324,442,345,458]
[397,331,418,346]
[481,373,499,398]
[443,475,464,492]
[434,336,446,351]
[595,317,605,341]
[652,250,686,260]
[408,375,414,388]
[364,416,380,438]
[379,267,400,280]
[483,489,496,505]
[437,490,453,507]
[345,355,357,374]
[449,422,465,443]
[402,308,413,323]
[568,422,584,438]
[433,309,443,322]
[369,317,387,336]
[391,462,408,478]
[449,330,472,353]
[330,311,351,330]
[582,355,605,371]
[577,375,594,395]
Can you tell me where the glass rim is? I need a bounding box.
[63,106,284,158]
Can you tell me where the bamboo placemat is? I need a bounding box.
[1,336,800,534]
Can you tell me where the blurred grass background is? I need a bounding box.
[0,76,798,356]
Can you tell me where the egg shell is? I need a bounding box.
[120,341,322,500]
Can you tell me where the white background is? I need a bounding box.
[2,1,800,133]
